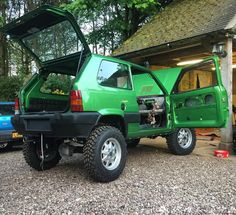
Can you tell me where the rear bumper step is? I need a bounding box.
[11,112,101,138]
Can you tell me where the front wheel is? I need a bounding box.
[84,126,127,182]
[166,128,196,155]
[0,142,11,150]
[23,138,61,171]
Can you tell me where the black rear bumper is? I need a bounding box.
[11,112,101,139]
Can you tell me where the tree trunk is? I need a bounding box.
[0,0,8,76]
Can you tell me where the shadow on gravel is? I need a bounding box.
[58,143,170,168]
[46,144,169,181]
[1,142,171,183]
[58,153,85,171]
[128,143,170,155]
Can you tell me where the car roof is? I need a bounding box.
[92,54,151,72]
[0,102,15,105]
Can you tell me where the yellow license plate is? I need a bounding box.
[12,132,23,138]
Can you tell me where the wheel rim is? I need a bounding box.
[177,128,192,149]
[101,138,122,171]
[0,143,8,149]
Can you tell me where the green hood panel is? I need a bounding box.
[151,67,182,94]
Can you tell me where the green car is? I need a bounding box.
[1,6,228,182]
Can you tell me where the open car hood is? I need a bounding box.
[0,5,90,67]
[152,67,182,94]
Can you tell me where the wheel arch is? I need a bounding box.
[97,114,127,137]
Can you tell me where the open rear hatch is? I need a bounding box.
[1,6,92,114]
[0,5,90,68]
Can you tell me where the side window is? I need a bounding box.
[40,73,74,95]
[97,60,132,90]
[177,61,217,93]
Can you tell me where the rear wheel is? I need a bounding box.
[166,128,196,155]
[84,126,127,182]
[23,138,61,171]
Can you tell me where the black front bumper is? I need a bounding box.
[11,112,101,138]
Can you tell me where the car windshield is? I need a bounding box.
[0,104,14,115]
[22,20,83,62]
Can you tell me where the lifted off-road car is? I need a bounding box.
[1,6,228,182]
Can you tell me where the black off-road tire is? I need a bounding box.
[166,128,196,155]
[126,138,140,148]
[84,126,127,182]
[23,138,61,171]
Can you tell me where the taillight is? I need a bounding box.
[15,97,20,115]
[70,90,83,112]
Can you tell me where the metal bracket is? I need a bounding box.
[40,133,44,170]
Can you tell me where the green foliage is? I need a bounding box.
[0,76,23,101]
[63,0,172,54]
[0,0,173,82]
[0,16,3,27]
[41,73,73,95]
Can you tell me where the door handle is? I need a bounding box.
[121,103,126,111]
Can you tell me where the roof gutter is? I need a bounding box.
[113,30,229,60]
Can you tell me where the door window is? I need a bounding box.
[97,60,132,90]
[176,61,217,93]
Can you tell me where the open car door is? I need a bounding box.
[170,56,228,128]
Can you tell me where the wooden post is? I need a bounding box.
[220,38,233,151]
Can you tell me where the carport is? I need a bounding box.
[113,0,236,151]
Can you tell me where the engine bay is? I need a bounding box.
[137,96,166,128]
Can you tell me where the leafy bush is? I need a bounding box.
[40,73,73,95]
[0,76,23,101]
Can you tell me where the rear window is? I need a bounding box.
[22,20,83,62]
[40,73,75,95]
[0,104,14,115]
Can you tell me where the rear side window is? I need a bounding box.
[177,61,217,93]
[0,104,14,115]
[40,73,75,95]
[97,60,132,90]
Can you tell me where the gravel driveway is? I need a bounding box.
[1,138,236,214]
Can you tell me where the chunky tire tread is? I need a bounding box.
[84,126,127,182]
[23,141,61,171]
[166,128,196,155]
